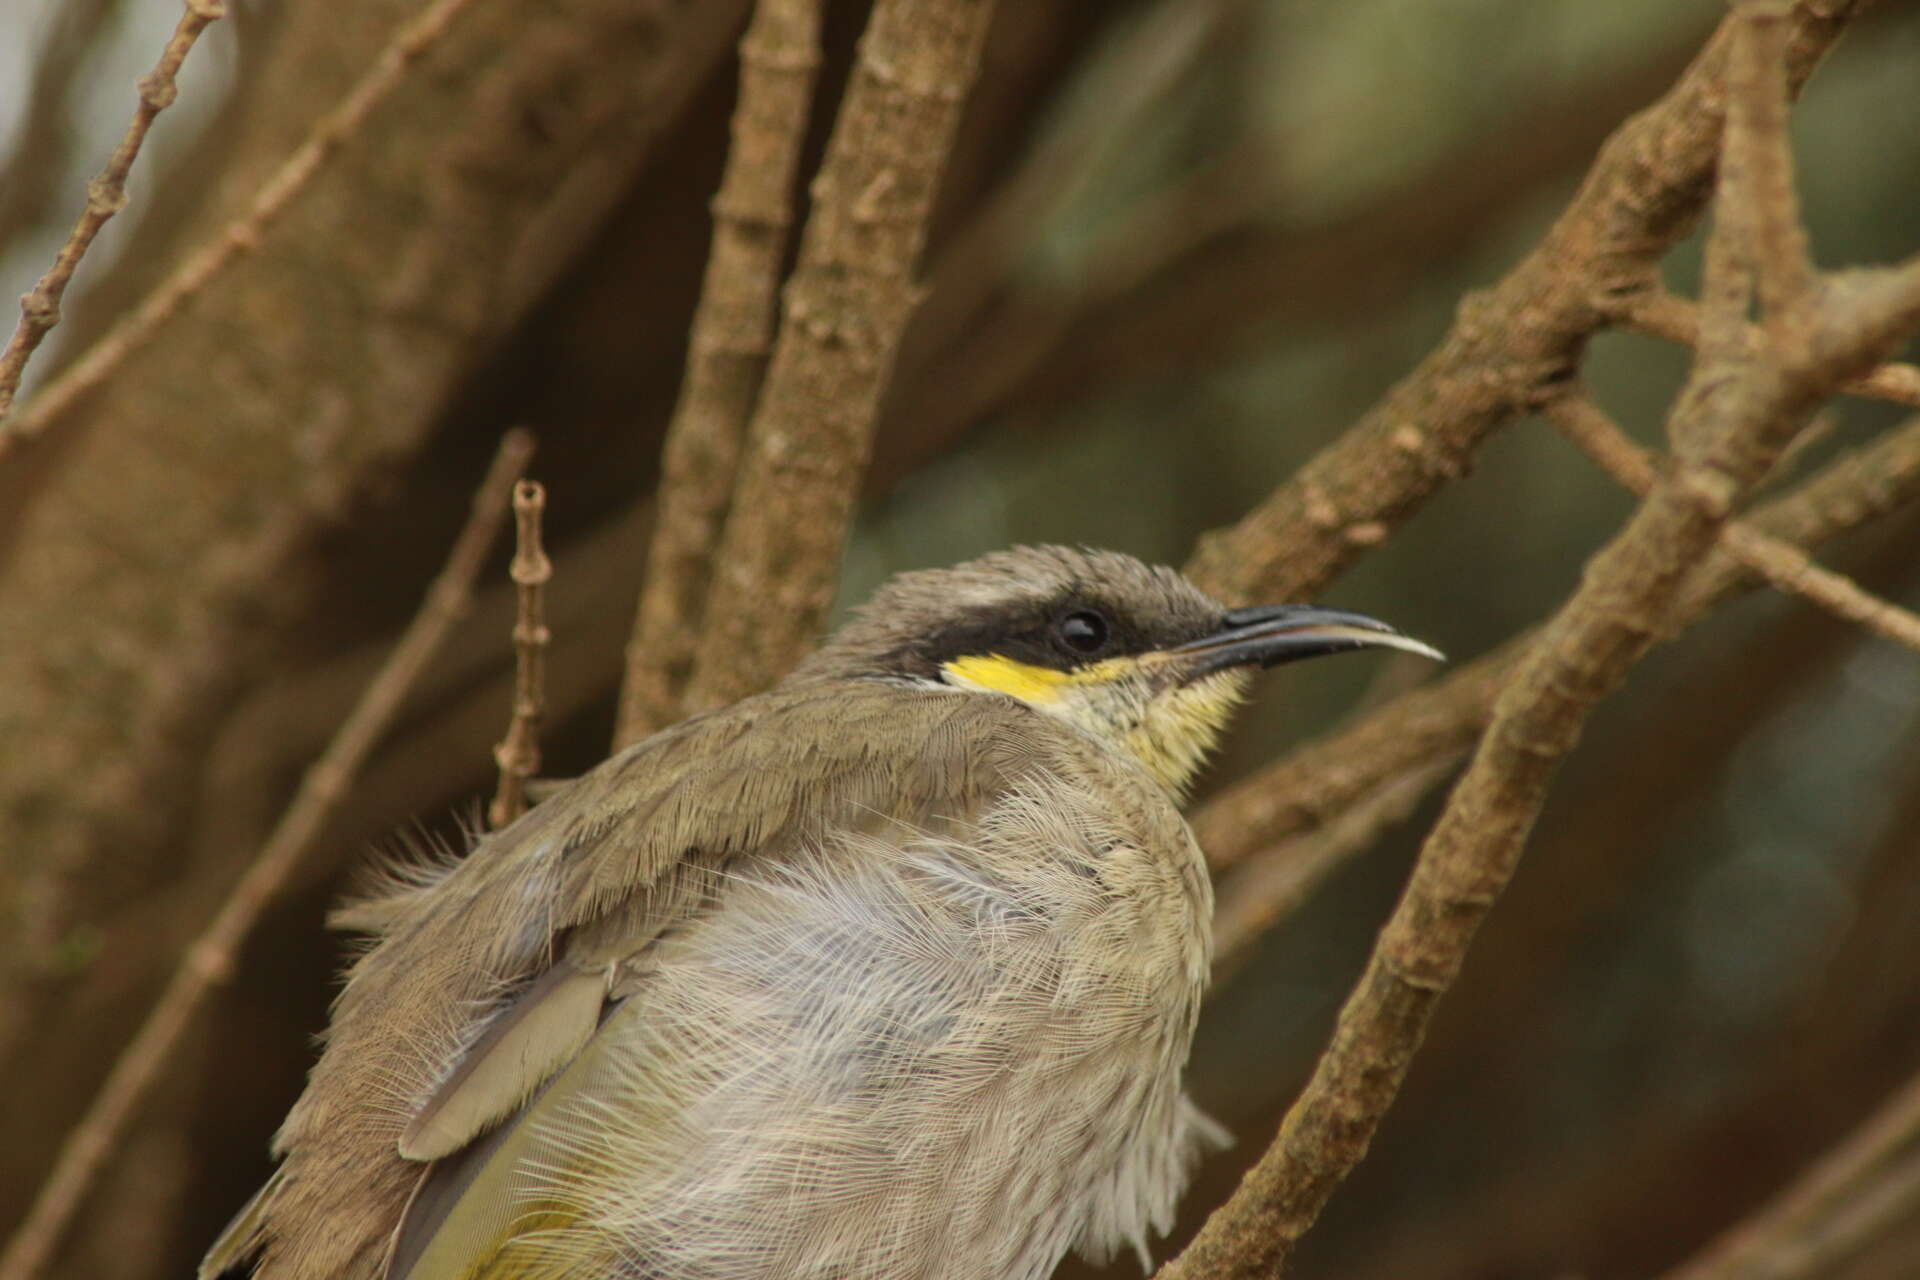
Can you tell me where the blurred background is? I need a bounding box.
[3,0,1920,1276]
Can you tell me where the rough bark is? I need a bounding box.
[0,0,745,1212]
[682,0,1001,712]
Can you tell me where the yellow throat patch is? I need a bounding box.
[941,653,1247,794]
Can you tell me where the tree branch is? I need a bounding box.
[0,0,127,262]
[681,0,1000,712]
[0,0,477,461]
[1177,0,1869,608]
[488,478,551,830]
[614,0,826,748]
[1666,1068,1920,1280]
[1546,389,1920,656]
[1610,290,1920,407]
[0,0,227,424]
[0,0,744,1106]
[1210,751,1465,983]
[0,431,532,1280]
[1160,7,1920,1268]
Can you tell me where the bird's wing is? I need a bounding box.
[384,732,1207,1280]
[215,680,1051,1280]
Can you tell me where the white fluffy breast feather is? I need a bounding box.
[469,775,1221,1280]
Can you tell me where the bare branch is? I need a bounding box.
[1611,290,1920,408]
[614,0,826,748]
[1161,12,1920,1263]
[0,0,744,1105]
[1210,752,1464,983]
[0,0,485,464]
[1730,1,1816,326]
[489,479,552,830]
[0,0,127,258]
[1195,395,1920,922]
[1547,390,1920,655]
[0,431,533,1280]
[1178,0,1867,607]
[1667,1070,1920,1280]
[0,0,228,423]
[681,0,1000,712]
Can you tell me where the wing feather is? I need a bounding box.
[237,682,1034,1279]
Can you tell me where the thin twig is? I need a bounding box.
[1547,391,1920,655]
[681,0,1000,713]
[1615,290,1920,407]
[489,478,551,830]
[0,0,126,257]
[0,0,227,422]
[0,0,487,464]
[1159,6,1920,1269]
[0,431,532,1280]
[1667,1069,1920,1279]
[614,0,826,748]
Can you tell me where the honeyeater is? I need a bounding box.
[202,545,1439,1280]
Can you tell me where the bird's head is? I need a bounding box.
[800,546,1442,796]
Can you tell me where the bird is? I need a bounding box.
[202,544,1440,1280]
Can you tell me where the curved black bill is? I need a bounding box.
[1171,604,1444,676]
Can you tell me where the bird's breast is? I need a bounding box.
[453,776,1215,1280]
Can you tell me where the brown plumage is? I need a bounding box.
[202,546,1438,1280]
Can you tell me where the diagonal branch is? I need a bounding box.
[1546,389,1920,655]
[681,0,1001,712]
[1192,399,1920,902]
[1177,0,1869,608]
[1160,8,1920,1270]
[615,0,826,748]
[1613,289,1920,407]
[1665,1066,1920,1280]
[0,431,533,1280]
[0,0,127,262]
[0,0,227,423]
[0,0,486,464]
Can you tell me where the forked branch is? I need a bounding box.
[615,0,826,748]
[681,0,1000,712]
[1162,7,1920,1272]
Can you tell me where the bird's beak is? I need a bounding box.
[1167,604,1444,679]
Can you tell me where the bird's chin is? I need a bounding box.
[1119,668,1251,796]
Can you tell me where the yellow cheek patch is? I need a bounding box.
[941,654,1069,704]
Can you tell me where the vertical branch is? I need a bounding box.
[1730,1,1815,327]
[489,479,551,829]
[614,0,826,749]
[0,431,532,1280]
[681,0,1000,713]
[0,0,227,422]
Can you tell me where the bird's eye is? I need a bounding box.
[1055,610,1111,655]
